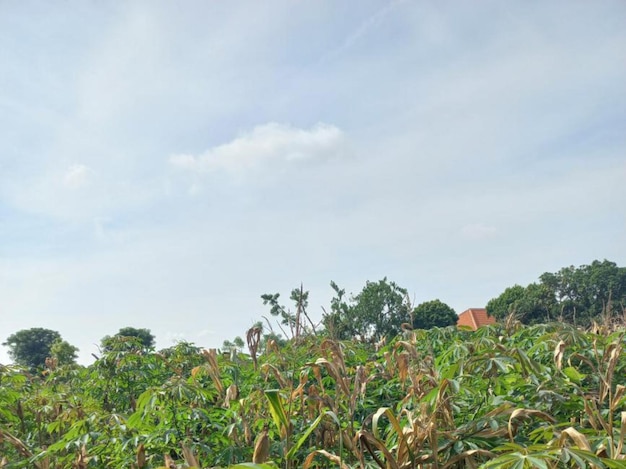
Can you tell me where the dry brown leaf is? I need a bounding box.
[252,427,270,464]
[163,453,176,469]
[225,383,239,407]
[560,427,591,451]
[508,408,556,441]
[181,444,200,467]
[554,340,565,370]
[136,443,146,468]
[442,449,496,469]
[357,430,401,469]
[303,449,351,469]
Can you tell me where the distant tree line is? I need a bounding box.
[320,279,457,343]
[2,327,155,370]
[9,259,621,370]
[486,259,626,326]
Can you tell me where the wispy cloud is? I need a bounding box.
[1,1,624,365]
[170,122,344,173]
[319,0,407,64]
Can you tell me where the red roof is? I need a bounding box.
[457,308,496,330]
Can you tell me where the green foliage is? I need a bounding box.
[2,328,63,369]
[1,323,625,468]
[261,284,315,341]
[100,326,156,352]
[540,259,626,324]
[49,339,79,366]
[223,336,245,353]
[487,259,626,326]
[412,298,458,329]
[486,285,528,320]
[323,278,410,342]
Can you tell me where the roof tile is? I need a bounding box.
[457,308,495,330]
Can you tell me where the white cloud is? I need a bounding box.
[170,122,344,173]
[2,1,625,366]
[63,164,94,189]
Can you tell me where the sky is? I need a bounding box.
[1,1,625,365]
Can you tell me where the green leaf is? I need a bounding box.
[526,455,549,469]
[264,389,289,438]
[126,411,144,429]
[286,412,324,460]
[563,366,586,384]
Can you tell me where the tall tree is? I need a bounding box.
[323,278,410,342]
[3,328,62,369]
[487,259,626,326]
[485,285,527,321]
[412,299,457,330]
[261,285,315,339]
[486,283,556,324]
[540,260,626,324]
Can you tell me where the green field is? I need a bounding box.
[2,320,625,468]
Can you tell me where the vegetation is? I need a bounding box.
[2,260,625,467]
[487,260,626,326]
[411,299,458,330]
[2,328,67,370]
[100,327,156,352]
[1,319,625,468]
[49,340,79,367]
[322,278,410,343]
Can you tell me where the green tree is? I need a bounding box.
[487,259,626,326]
[222,336,245,353]
[412,299,457,330]
[261,284,316,340]
[101,327,155,352]
[323,278,410,342]
[486,284,556,324]
[486,285,527,321]
[3,328,62,369]
[540,259,626,324]
[50,339,79,365]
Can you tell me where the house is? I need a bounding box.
[457,308,496,330]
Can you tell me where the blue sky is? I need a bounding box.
[1,1,625,364]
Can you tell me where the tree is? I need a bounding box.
[486,283,556,324]
[412,299,457,330]
[101,327,155,352]
[486,285,525,320]
[222,336,245,353]
[261,284,316,340]
[487,259,626,326]
[540,260,626,324]
[50,339,79,366]
[3,328,62,369]
[323,278,410,343]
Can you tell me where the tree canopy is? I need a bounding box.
[3,328,68,369]
[412,299,458,330]
[50,339,79,366]
[322,278,410,342]
[486,259,626,326]
[100,327,155,352]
